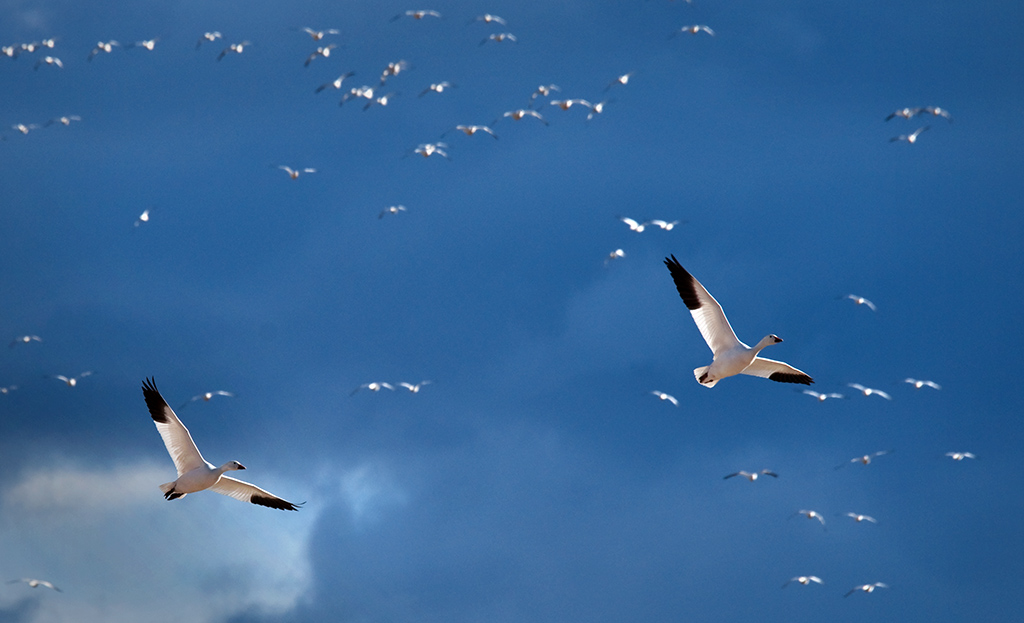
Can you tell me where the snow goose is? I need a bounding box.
[844,582,887,597]
[790,509,827,528]
[180,390,234,409]
[724,469,777,481]
[618,216,647,232]
[663,255,813,387]
[604,249,625,265]
[134,209,150,227]
[9,334,41,348]
[803,390,844,402]
[782,576,823,588]
[0,385,17,395]
[847,383,891,400]
[7,578,61,592]
[836,449,892,470]
[844,512,878,524]
[890,125,929,144]
[650,390,679,406]
[945,451,976,461]
[315,71,356,93]
[904,378,941,390]
[48,371,92,387]
[351,381,395,395]
[196,32,222,50]
[605,72,634,92]
[842,294,876,311]
[674,25,715,37]
[398,381,432,393]
[142,378,301,511]
[379,205,407,219]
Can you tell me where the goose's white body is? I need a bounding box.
[664,256,812,388]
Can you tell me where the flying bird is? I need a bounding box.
[127,38,159,50]
[278,165,316,179]
[885,107,923,121]
[304,44,337,67]
[0,385,18,395]
[44,115,82,127]
[550,98,592,111]
[836,450,892,470]
[87,40,120,60]
[300,27,340,41]
[619,216,647,232]
[802,390,844,402]
[782,576,823,588]
[480,33,517,46]
[945,451,976,461]
[890,125,930,144]
[217,41,252,61]
[379,60,410,84]
[134,209,150,227]
[33,55,62,69]
[443,124,498,139]
[845,582,888,597]
[390,10,441,21]
[791,509,827,528]
[843,294,876,311]
[650,390,679,406]
[398,381,432,393]
[675,25,715,36]
[363,92,397,111]
[922,106,953,122]
[471,14,506,25]
[904,378,941,390]
[412,142,451,160]
[7,578,61,592]
[528,84,560,108]
[11,123,40,135]
[418,81,455,96]
[499,109,548,125]
[844,512,878,524]
[605,72,634,91]
[196,32,222,49]
[48,372,93,387]
[379,205,407,219]
[585,100,609,121]
[142,378,301,510]
[648,219,682,231]
[315,71,356,93]
[664,255,813,388]
[847,383,892,400]
[351,382,395,395]
[186,390,235,405]
[604,249,626,265]
[9,335,41,348]
[723,469,777,481]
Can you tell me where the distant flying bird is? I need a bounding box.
[412,142,451,160]
[664,255,813,388]
[134,209,150,227]
[945,451,976,461]
[351,382,395,396]
[87,40,120,60]
[847,383,892,400]
[675,25,715,36]
[304,44,336,67]
[922,106,953,122]
[11,123,39,135]
[315,71,356,93]
[363,92,397,111]
[340,85,375,106]
[836,450,892,470]
[471,14,506,25]
[782,576,823,588]
[499,109,548,125]
[904,378,941,390]
[648,219,682,231]
[605,72,634,91]
[398,381,432,393]
[843,294,876,311]
[528,84,560,108]
[196,31,222,49]
[379,205,407,219]
[391,9,441,21]
[619,216,647,232]
[278,165,316,179]
[604,248,626,265]
[885,107,923,121]
[723,469,777,481]
[48,372,93,387]
[585,100,608,121]
[217,41,252,61]
[142,378,301,510]
[844,512,878,524]
[127,38,159,50]
[480,32,517,46]
[33,55,62,69]
[418,81,455,96]
[791,509,827,528]
[379,60,410,84]
[44,115,82,127]
[844,582,888,597]
[188,390,235,404]
[803,390,844,402]
[890,125,930,144]
[9,335,41,348]
[650,390,679,406]
[7,578,61,592]
[550,98,592,111]
[1,45,19,58]
[300,27,340,41]
[443,124,498,139]
[0,385,17,394]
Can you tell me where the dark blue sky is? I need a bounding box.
[2,1,1023,622]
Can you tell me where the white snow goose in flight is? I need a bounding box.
[141,378,301,511]
[663,255,813,387]
[7,578,61,592]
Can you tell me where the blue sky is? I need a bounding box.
[2,1,1023,622]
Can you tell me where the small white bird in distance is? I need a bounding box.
[847,383,891,400]
[304,44,336,67]
[803,390,844,402]
[134,209,150,227]
[0,385,17,395]
[844,512,878,524]
[844,582,888,597]
[127,38,159,51]
[648,219,682,230]
[650,390,679,406]
[12,123,40,135]
[418,81,455,96]
[7,578,61,592]
[890,125,929,144]
[674,25,715,37]
[217,41,251,61]
[182,390,235,409]
[550,98,592,111]
[278,165,316,179]
[390,10,442,22]
[196,31,222,49]
[664,256,814,387]
[87,40,120,60]
[480,33,516,46]
[782,576,823,588]
[2,45,20,58]
[791,509,827,528]
[904,378,941,390]
[843,294,876,311]
[471,14,506,25]
[339,85,375,106]
[315,71,356,93]
[605,72,634,91]
[379,60,410,84]
[33,55,62,69]
[142,378,302,510]
[945,451,976,461]
[885,107,923,121]
[836,449,892,470]
[379,205,407,219]
[351,382,395,396]
[528,84,560,108]
[724,469,777,481]
[443,124,498,139]
[363,92,397,111]
[618,216,647,232]
[301,27,340,41]
[604,249,625,265]
[44,115,82,127]
[499,109,548,125]
[48,372,93,387]
[412,142,451,160]
[585,100,609,121]
[398,381,432,393]
[922,106,953,122]
[9,335,41,348]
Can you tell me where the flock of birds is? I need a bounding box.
[0,2,978,617]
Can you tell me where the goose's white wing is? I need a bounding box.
[142,378,207,476]
[664,256,741,355]
[743,357,814,385]
[210,475,302,511]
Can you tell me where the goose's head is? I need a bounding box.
[225,461,246,471]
